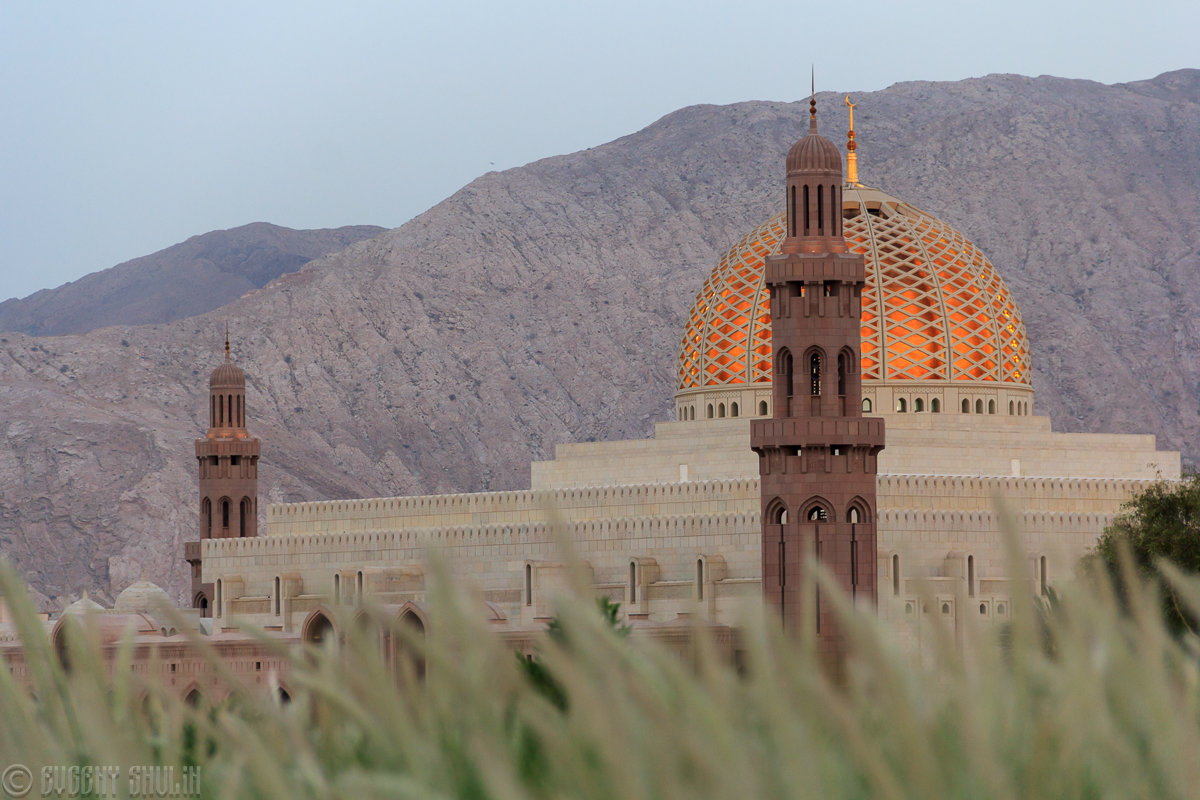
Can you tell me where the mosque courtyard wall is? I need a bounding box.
[203,405,1175,639]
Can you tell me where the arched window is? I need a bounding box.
[968,555,976,598]
[696,559,705,600]
[980,603,988,615]
[789,185,797,237]
[758,400,768,416]
[807,506,828,522]
[1009,400,1015,415]
[239,497,250,537]
[215,579,223,618]
[525,564,532,606]
[988,399,996,414]
[862,398,872,413]
[896,398,907,413]
[892,554,900,596]
[1040,556,1048,596]
[766,498,787,525]
[931,398,941,413]
[218,395,224,427]
[942,603,951,615]
[962,399,970,413]
[273,577,281,615]
[718,403,725,418]
[837,353,847,396]
[731,402,739,417]
[221,499,230,530]
[201,498,212,538]
[629,562,637,604]
[914,398,924,412]
[803,185,810,235]
[848,506,860,524]
[817,185,824,233]
[975,399,984,414]
[357,570,364,601]
[689,406,695,420]
[706,404,714,419]
[779,349,794,398]
[333,574,341,604]
[196,594,209,618]
[809,352,822,396]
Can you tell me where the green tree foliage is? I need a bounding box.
[1088,475,1200,634]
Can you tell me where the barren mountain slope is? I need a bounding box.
[0,223,385,336]
[0,70,1196,605]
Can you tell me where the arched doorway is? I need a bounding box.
[302,610,336,649]
[396,610,426,681]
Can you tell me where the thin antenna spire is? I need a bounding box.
[224,323,230,362]
[809,67,817,133]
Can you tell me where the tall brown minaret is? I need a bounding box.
[185,333,260,616]
[750,94,885,656]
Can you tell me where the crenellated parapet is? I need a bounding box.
[267,478,763,535]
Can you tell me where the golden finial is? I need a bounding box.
[844,95,861,186]
[224,323,231,362]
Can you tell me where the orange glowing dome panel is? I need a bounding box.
[677,187,1031,390]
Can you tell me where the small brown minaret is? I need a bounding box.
[750,94,885,657]
[185,332,260,616]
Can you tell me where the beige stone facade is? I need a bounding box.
[194,407,1176,655]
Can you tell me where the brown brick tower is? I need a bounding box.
[750,96,885,653]
[186,334,260,616]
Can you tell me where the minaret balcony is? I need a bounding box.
[764,252,864,286]
[750,416,884,450]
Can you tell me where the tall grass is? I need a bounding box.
[1,545,1198,800]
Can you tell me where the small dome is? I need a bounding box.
[114,580,173,615]
[64,594,105,616]
[786,131,842,173]
[210,361,246,389]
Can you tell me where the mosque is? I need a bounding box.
[0,97,1179,696]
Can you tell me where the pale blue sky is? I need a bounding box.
[1,1,1195,302]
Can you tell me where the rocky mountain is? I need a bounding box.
[1,70,1197,607]
[0,223,385,336]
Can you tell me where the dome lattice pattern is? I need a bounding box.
[677,187,1031,390]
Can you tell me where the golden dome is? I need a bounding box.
[677,185,1031,393]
